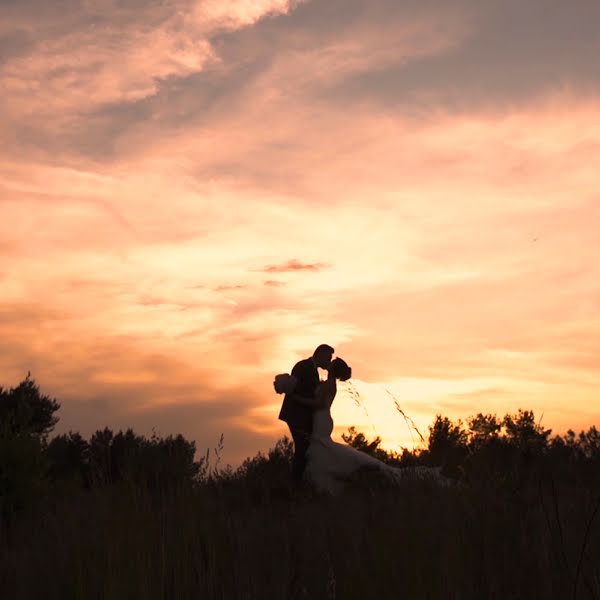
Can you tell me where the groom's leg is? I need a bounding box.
[289,427,310,483]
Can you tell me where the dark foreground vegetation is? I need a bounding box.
[1,375,600,599]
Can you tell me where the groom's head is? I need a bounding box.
[313,344,334,369]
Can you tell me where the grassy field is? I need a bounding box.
[2,467,600,600]
[2,378,600,599]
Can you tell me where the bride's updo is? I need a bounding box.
[330,357,352,381]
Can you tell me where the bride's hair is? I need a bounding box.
[330,357,351,381]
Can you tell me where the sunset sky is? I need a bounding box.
[1,0,599,465]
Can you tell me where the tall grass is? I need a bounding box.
[2,465,600,599]
[2,375,600,599]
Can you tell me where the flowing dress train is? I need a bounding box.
[305,397,448,494]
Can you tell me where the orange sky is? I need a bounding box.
[1,0,599,465]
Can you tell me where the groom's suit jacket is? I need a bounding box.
[278,357,319,434]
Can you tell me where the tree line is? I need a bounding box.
[2,374,599,522]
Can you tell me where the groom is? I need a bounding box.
[278,344,335,484]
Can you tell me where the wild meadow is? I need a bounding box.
[1,375,600,599]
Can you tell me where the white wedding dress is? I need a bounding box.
[304,382,449,494]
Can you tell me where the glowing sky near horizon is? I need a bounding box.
[1,0,600,464]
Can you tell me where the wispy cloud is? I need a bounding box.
[1,0,600,463]
[0,0,300,115]
[264,280,286,287]
[215,284,248,291]
[260,259,330,273]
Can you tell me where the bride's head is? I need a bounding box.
[328,357,352,381]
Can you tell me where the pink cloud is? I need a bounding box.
[2,1,600,461]
[260,259,330,273]
[0,0,300,121]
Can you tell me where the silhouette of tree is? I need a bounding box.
[4,370,600,539]
[342,426,399,463]
[85,427,202,489]
[550,426,600,462]
[88,427,115,486]
[0,373,60,440]
[575,426,600,460]
[502,409,551,453]
[46,431,89,485]
[142,432,201,489]
[235,437,293,482]
[426,415,468,472]
[467,413,502,449]
[0,374,58,523]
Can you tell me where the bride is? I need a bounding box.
[304,357,449,494]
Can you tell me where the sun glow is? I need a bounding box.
[2,0,600,466]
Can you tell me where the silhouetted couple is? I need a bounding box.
[276,344,448,494]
